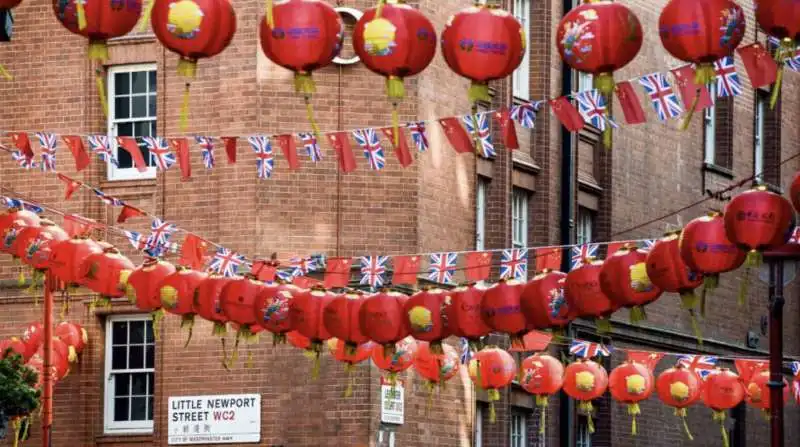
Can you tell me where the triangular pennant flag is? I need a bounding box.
[509,330,553,352]
[380,127,413,168]
[277,135,300,170]
[464,251,492,282]
[324,257,353,289]
[737,43,778,89]
[626,350,665,372]
[615,81,647,125]
[57,173,82,200]
[535,248,562,272]
[179,234,209,270]
[569,340,611,358]
[169,137,191,180]
[438,117,474,154]
[116,137,148,172]
[494,107,519,150]
[714,56,743,97]
[221,136,237,164]
[63,214,98,238]
[549,97,585,132]
[670,65,713,111]
[327,132,357,173]
[117,205,145,224]
[62,135,90,172]
[734,359,769,384]
[392,255,420,286]
[8,132,34,160]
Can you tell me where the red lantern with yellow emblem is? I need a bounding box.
[1,208,40,255]
[744,370,789,413]
[194,275,233,336]
[371,336,416,384]
[323,291,368,354]
[703,368,745,446]
[254,283,295,345]
[520,353,564,432]
[0,338,28,360]
[327,338,375,398]
[79,244,135,306]
[480,279,527,346]
[521,270,573,330]
[565,258,617,332]
[468,347,516,423]
[359,290,410,355]
[564,359,609,435]
[55,321,88,362]
[600,245,663,323]
[445,283,491,348]
[125,258,176,340]
[49,238,104,286]
[159,267,207,346]
[404,288,451,353]
[413,342,459,392]
[656,364,702,440]
[289,286,335,376]
[755,0,800,106]
[609,361,654,435]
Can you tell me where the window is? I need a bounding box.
[576,71,594,92]
[576,415,592,447]
[754,91,766,182]
[108,64,158,181]
[703,83,718,165]
[577,206,595,246]
[510,410,527,447]
[476,178,488,251]
[104,315,155,434]
[512,0,530,99]
[512,188,529,248]
[474,403,484,447]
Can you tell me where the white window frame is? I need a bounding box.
[474,404,484,447]
[577,206,595,246]
[476,178,488,251]
[512,188,529,248]
[754,92,766,182]
[512,0,531,99]
[104,314,155,435]
[703,83,718,165]
[576,71,594,93]
[107,63,158,181]
[510,410,527,447]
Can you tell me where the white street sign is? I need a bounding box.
[168,394,261,445]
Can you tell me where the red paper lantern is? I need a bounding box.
[520,353,564,430]
[600,245,663,322]
[159,268,208,346]
[289,287,335,349]
[791,171,800,213]
[10,219,68,262]
[609,362,654,435]
[49,238,104,286]
[404,288,452,352]
[413,342,459,389]
[359,290,410,354]
[564,359,609,434]
[0,337,27,360]
[194,275,234,335]
[38,337,71,380]
[704,368,746,445]
[259,0,343,134]
[287,330,311,350]
[125,258,176,342]
[480,279,527,345]
[440,5,525,105]
[25,353,51,389]
[327,338,375,397]
[521,270,573,330]
[371,336,417,384]
[20,322,43,362]
[656,364,702,440]
[219,275,266,333]
[79,245,135,305]
[445,284,491,346]
[564,259,617,331]
[1,209,40,255]
[755,0,800,104]
[254,284,296,344]
[744,370,789,413]
[52,0,143,61]
[323,291,368,353]
[725,186,794,263]
[54,321,88,360]
[468,347,516,422]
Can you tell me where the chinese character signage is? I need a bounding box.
[168,394,261,445]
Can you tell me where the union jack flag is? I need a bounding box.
[640,240,657,253]
[1,197,43,213]
[792,361,800,377]
[275,269,295,282]
[353,128,386,170]
[145,218,177,253]
[569,340,611,359]
[35,132,57,172]
[208,247,246,278]
[87,135,118,168]
[768,37,800,71]
[299,132,323,162]
[638,73,683,121]
[359,255,388,288]
[10,151,37,170]
[428,252,458,285]
[462,113,495,158]
[248,136,274,179]
[510,101,542,129]
[460,337,474,364]
[195,136,215,169]
[122,230,147,251]
[714,56,742,98]
[677,355,719,380]
[143,136,176,171]
[93,189,124,207]
[406,121,429,152]
[788,226,800,244]
[500,248,528,280]
[570,243,598,270]
[289,256,316,277]
[575,90,618,131]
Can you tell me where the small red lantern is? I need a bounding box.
[600,245,663,322]
[413,342,459,391]
[446,284,491,348]
[744,370,789,414]
[609,361,654,435]
[725,186,794,264]
[359,290,410,355]
[1,209,40,255]
[480,279,527,346]
[49,238,104,286]
[124,258,176,340]
[254,284,295,345]
[441,5,524,107]
[54,322,88,362]
[468,347,516,423]
[791,171,800,214]
[20,322,44,362]
[159,268,208,346]
[38,337,71,380]
[564,258,617,332]
[755,0,800,106]
[289,287,335,376]
[194,275,234,336]
[0,337,28,360]
[79,244,136,307]
[260,0,343,135]
[371,336,416,384]
[10,219,68,263]
[656,364,702,440]
[287,330,311,351]
[564,359,609,435]
[323,291,368,354]
[327,338,375,398]
[404,288,452,353]
[520,353,564,431]
[703,368,745,447]
[353,2,436,140]
[521,270,573,330]
[220,275,266,337]
[150,0,236,127]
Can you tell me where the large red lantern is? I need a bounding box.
[446,284,491,348]
[260,0,343,135]
[703,368,745,447]
[441,5,524,107]
[194,275,234,336]
[755,0,800,106]
[20,322,43,362]
[413,342,459,391]
[520,353,564,432]
[54,321,88,361]
[791,171,800,214]
[254,284,295,344]
[609,361,654,435]
[404,288,451,352]
[468,347,516,423]
[289,287,335,375]
[480,279,527,345]
[0,338,27,360]
[10,219,68,264]
[1,209,40,255]
[521,270,573,330]
[564,258,617,332]
[124,258,176,339]
[327,338,375,398]
[371,336,416,384]
[79,245,135,307]
[353,2,436,140]
[159,268,208,346]
[725,186,794,264]
[600,245,663,322]
[656,364,702,440]
[151,0,236,127]
[563,359,609,435]
[49,238,103,286]
[323,292,368,354]
[744,370,789,414]
[359,290,410,355]
[220,275,266,336]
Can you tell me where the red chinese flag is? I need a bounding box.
[626,350,665,372]
[116,137,148,172]
[62,214,97,238]
[62,135,90,171]
[57,173,82,200]
[438,117,474,154]
[324,257,353,288]
[250,259,278,282]
[671,65,713,111]
[221,137,237,164]
[549,97,585,132]
[179,234,209,270]
[277,135,300,170]
[535,248,562,272]
[465,252,492,282]
[615,81,647,125]
[294,276,322,289]
[606,242,625,257]
[380,127,413,168]
[737,43,778,89]
[8,132,33,160]
[734,359,769,383]
[117,205,144,224]
[510,330,553,352]
[169,138,191,180]
[494,107,519,150]
[327,132,357,173]
[393,255,421,286]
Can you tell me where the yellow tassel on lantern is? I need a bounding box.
[311,346,322,380]
[387,76,405,146]
[738,250,761,307]
[675,408,694,441]
[628,403,641,436]
[578,401,595,434]
[140,0,155,32]
[595,317,612,333]
[76,0,87,31]
[17,271,25,286]
[181,314,195,348]
[770,38,794,109]
[265,0,274,28]
[680,291,703,344]
[180,83,191,131]
[536,395,548,435]
[375,0,387,18]
[151,308,165,342]
[67,345,78,363]
[487,389,500,423]
[629,306,646,324]
[0,64,13,80]
[593,72,616,150]
[713,410,730,447]
[344,363,355,398]
[680,63,716,131]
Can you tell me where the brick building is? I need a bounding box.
[1,0,799,446]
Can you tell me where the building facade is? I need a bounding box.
[1,0,799,446]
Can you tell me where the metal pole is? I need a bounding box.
[768,260,785,447]
[41,273,54,447]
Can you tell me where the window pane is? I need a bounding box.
[131,95,147,118]
[148,397,154,421]
[145,321,154,343]
[115,72,130,95]
[117,122,134,137]
[148,71,157,92]
[147,372,154,395]
[112,322,127,345]
[130,397,147,421]
[135,121,153,138]
[131,72,148,94]
[129,345,145,369]
[146,345,155,369]
[130,321,145,344]
[115,97,130,120]
[131,373,147,395]
[114,373,130,397]
[112,347,127,370]
[113,397,129,421]
[148,94,157,117]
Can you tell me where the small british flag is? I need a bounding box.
[11,151,37,170]
[35,132,57,172]
[289,256,316,277]
[353,128,386,171]
[122,230,146,251]
[208,247,246,278]
[428,252,458,285]
[360,255,388,289]
[299,132,323,162]
[638,73,683,121]
[640,240,657,253]
[510,101,542,129]
[575,90,618,131]
[500,248,528,280]
[714,56,743,98]
[195,136,215,169]
[143,136,176,171]
[93,189,124,207]
[145,218,177,253]
[569,340,611,359]
[677,355,719,380]
[1,197,43,213]
[248,136,274,179]
[570,244,598,270]
[790,361,800,377]
[462,113,496,158]
[406,121,429,152]
[87,135,118,168]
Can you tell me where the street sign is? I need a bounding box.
[167,394,261,445]
[380,377,404,425]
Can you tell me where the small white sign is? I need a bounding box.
[380,378,404,425]
[168,394,261,445]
